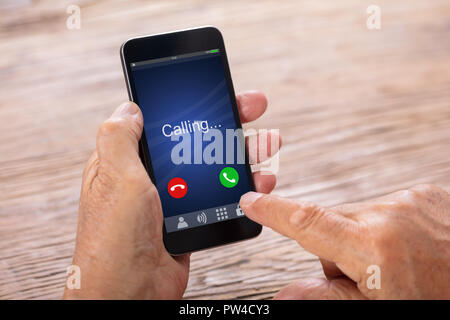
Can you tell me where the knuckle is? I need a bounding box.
[410,183,435,194]
[122,167,156,196]
[140,182,159,202]
[98,118,126,136]
[98,118,141,140]
[122,166,146,185]
[391,189,422,210]
[410,183,448,200]
[410,184,449,209]
[397,189,415,201]
[146,183,159,199]
[288,203,327,232]
[251,193,271,210]
[409,184,434,199]
[380,199,414,213]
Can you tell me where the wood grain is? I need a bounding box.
[0,0,449,299]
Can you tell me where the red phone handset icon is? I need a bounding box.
[168,177,188,199]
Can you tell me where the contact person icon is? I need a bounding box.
[177,217,188,229]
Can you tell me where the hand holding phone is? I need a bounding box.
[65,92,278,299]
[65,27,281,299]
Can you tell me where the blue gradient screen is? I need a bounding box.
[130,50,251,232]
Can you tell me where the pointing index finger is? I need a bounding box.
[239,192,362,264]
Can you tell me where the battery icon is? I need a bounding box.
[209,49,219,53]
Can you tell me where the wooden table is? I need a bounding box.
[1,0,449,299]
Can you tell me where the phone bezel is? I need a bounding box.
[120,26,262,255]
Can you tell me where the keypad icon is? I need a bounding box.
[216,207,229,221]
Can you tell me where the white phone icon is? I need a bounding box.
[170,184,185,192]
[222,172,236,183]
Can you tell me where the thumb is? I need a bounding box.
[274,278,367,300]
[96,102,144,171]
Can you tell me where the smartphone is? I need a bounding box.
[120,27,261,254]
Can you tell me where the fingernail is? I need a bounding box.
[112,102,138,118]
[240,192,263,207]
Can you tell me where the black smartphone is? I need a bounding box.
[120,27,261,254]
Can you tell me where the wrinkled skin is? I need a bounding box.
[240,184,450,299]
[63,91,450,300]
[63,91,280,299]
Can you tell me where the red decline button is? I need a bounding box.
[168,177,188,199]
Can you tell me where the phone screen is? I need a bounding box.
[129,49,252,233]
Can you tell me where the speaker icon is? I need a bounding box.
[197,212,207,224]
